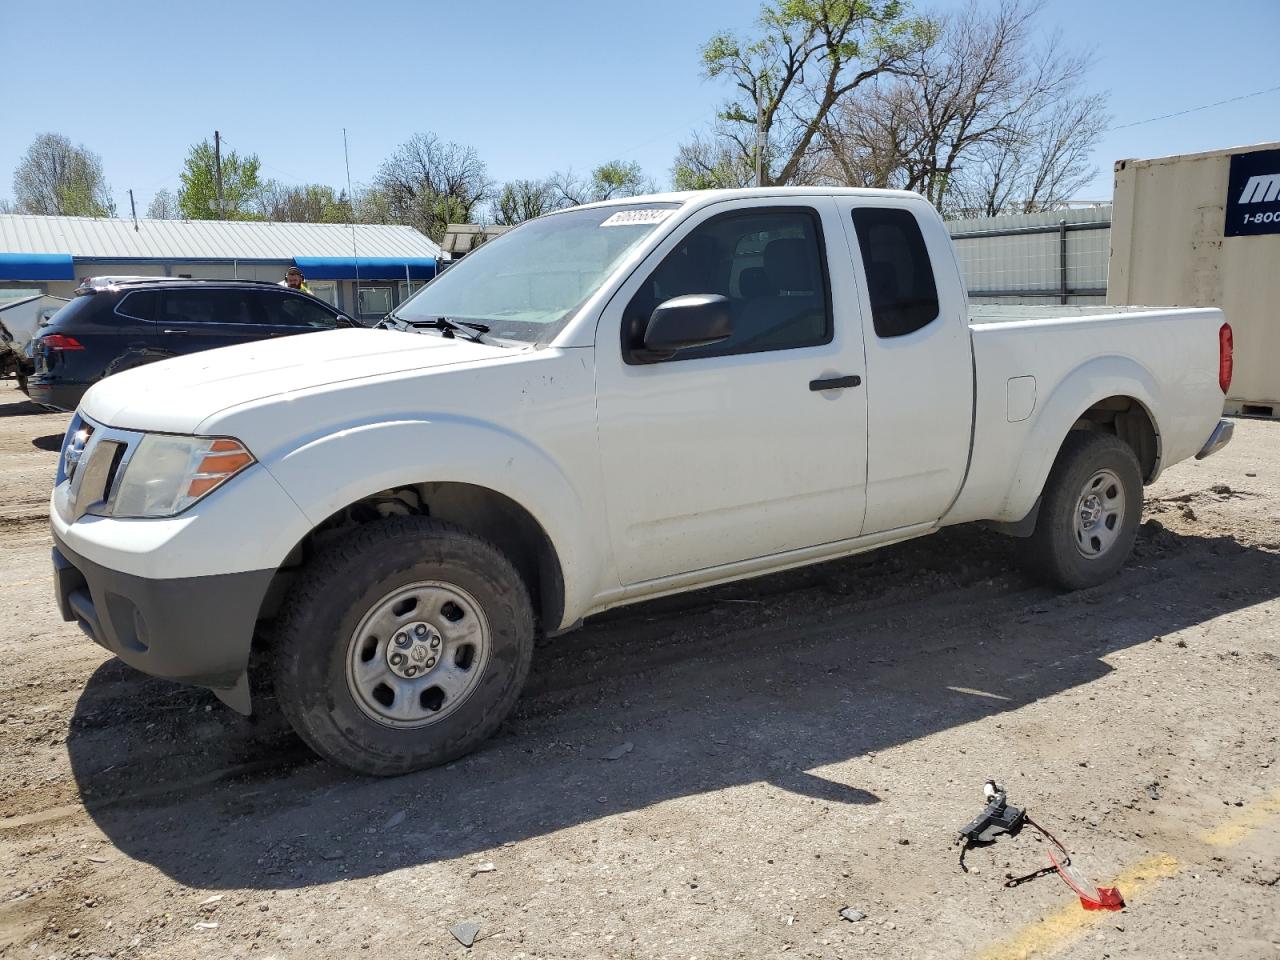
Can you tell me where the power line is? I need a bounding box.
[1108,83,1280,132]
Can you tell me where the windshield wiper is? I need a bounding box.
[394,315,490,342]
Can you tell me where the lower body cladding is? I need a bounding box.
[51,531,271,712]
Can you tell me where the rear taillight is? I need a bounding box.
[42,333,85,351]
[1218,323,1233,394]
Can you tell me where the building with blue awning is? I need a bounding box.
[0,214,443,322]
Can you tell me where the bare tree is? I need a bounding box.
[372,134,491,241]
[493,179,561,225]
[13,133,116,217]
[548,161,656,207]
[146,188,179,220]
[673,129,760,190]
[679,1,924,187]
[819,0,1108,214]
[255,181,353,223]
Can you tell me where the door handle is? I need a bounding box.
[161,328,189,335]
[809,375,862,391]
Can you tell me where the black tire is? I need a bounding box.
[1019,431,1143,590]
[272,517,534,776]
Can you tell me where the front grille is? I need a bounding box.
[55,417,144,523]
[58,414,91,484]
[71,439,125,519]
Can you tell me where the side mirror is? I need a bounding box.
[639,294,732,361]
[335,314,355,328]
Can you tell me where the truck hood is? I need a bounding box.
[81,327,514,433]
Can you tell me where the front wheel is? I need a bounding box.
[1019,431,1143,590]
[272,517,534,776]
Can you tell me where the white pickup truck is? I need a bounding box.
[50,188,1234,775]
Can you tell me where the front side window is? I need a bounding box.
[159,289,259,326]
[623,207,832,362]
[266,293,337,328]
[850,207,940,338]
[394,202,680,344]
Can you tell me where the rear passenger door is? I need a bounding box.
[155,288,267,353]
[257,291,340,339]
[834,199,974,533]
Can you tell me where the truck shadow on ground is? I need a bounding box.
[64,520,1280,890]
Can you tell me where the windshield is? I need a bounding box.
[395,202,681,343]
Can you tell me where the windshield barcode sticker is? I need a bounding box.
[601,209,673,227]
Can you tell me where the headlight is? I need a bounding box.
[110,434,255,518]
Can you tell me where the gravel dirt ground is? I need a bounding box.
[0,377,1276,960]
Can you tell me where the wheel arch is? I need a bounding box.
[258,480,568,641]
[999,355,1163,523]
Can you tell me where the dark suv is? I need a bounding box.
[27,278,356,410]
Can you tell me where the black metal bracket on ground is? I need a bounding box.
[957,780,1026,872]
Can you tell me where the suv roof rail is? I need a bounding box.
[75,276,287,294]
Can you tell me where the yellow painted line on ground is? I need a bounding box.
[982,785,1280,960]
[1200,786,1280,848]
[979,854,1180,960]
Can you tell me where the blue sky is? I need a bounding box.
[1,0,1276,214]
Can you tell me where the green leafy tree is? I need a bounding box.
[679,0,923,186]
[177,139,263,220]
[12,133,116,216]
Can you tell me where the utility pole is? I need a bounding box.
[128,189,138,231]
[214,130,225,218]
[755,85,768,188]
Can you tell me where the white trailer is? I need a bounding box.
[1109,141,1280,417]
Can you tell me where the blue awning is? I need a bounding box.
[0,253,75,281]
[292,257,436,281]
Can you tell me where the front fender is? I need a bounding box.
[263,416,604,629]
[997,355,1161,521]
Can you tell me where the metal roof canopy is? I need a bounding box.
[294,256,437,281]
[0,214,442,263]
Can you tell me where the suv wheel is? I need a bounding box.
[272,517,534,776]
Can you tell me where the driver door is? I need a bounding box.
[593,197,870,586]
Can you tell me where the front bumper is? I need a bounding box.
[1195,418,1234,460]
[52,530,274,706]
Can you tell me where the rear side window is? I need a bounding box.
[159,290,261,326]
[262,293,337,328]
[623,207,832,362]
[114,290,158,322]
[851,207,939,338]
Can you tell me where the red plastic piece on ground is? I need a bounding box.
[1048,849,1126,911]
[1080,886,1125,911]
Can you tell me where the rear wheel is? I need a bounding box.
[272,517,534,776]
[1019,431,1143,590]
